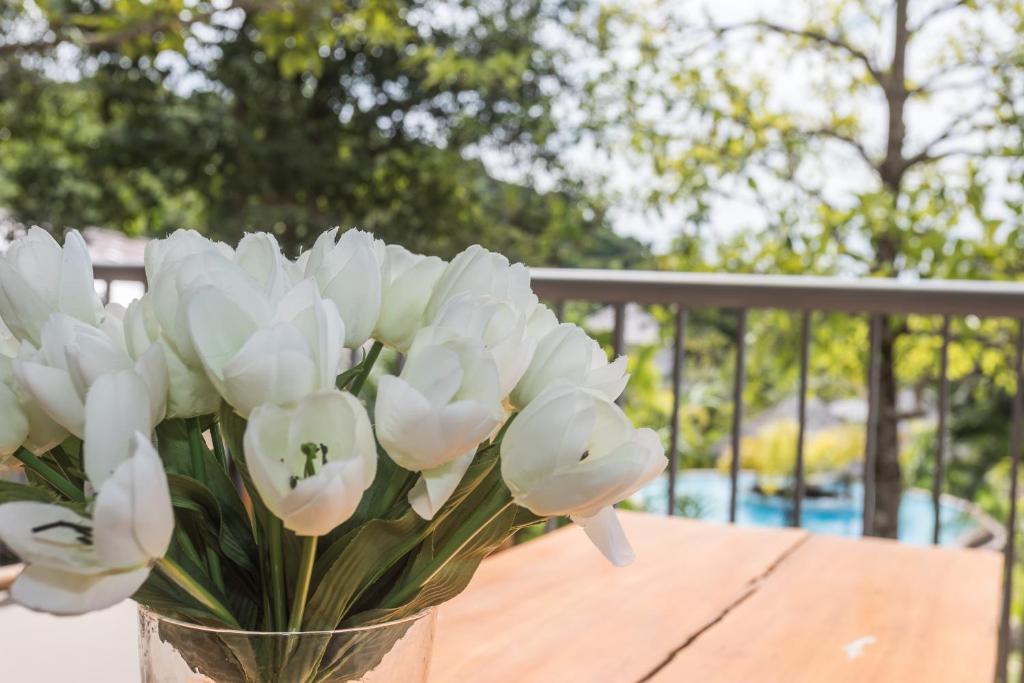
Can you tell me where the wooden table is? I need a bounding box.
[0,513,1001,682]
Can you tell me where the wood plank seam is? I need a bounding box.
[635,533,811,683]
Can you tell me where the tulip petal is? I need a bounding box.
[59,230,102,326]
[408,449,475,520]
[13,360,85,437]
[0,260,52,345]
[133,343,169,425]
[0,502,100,574]
[186,285,262,381]
[572,506,635,567]
[0,381,29,456]
[83,371,152,487]
[11,564,151,615]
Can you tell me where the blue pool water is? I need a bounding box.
[638,471,981,546]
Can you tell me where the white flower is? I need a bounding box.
[234,232,297,303]
[527,303,558,342]
[510,323,628,408]
[375,326,505,519]
[123,294,221,418]
[0,346,67,459]
[147,248,270,369]
[0,228,102,346]
[304,228,384,348]
[0,432,173,615]
[373,244,445,351]
[500,382,666,566]
[244,390,377,536]
[187,279,345,417]
[144,229,233,282]
[422,244,538,324]
[432,293,534,396]
[13,314,167,438]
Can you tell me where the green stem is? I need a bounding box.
[210,421,229,471]
[156,557,240,628]
[349,341,383,395]
[13,448,84,503]
[266,516,287,630]
[186,417,207,483]
[288,535,317,632]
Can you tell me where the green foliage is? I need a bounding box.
[0,0,651,266]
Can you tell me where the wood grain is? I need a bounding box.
[429,512,807,683]
[650,533,1001,683]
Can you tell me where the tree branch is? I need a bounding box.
[909,0,969,34]
[716,20,886,87]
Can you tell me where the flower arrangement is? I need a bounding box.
[0,227,666,680]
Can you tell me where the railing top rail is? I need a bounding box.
[529,267,1024,318]
[94,262,1024,318]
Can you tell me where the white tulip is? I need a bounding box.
[0,432,173,614]
[375,326,505,519]
[432,293,534,396]
[124,294,221,418]
[234,232,297,303]
[422,244,538,324]
[148,249,270,368]
[0,228,102,346]
[500,382,666,566]
[527,303,559,342]
[511,323,628,408]
[187,278,345,417]
[144,228,232,282]
[373,244,445,351]
[305,228,384,348]
[13,314,167,438]
[0,362,28,459]
[244,390,377,536]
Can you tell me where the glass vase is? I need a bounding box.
[138,607,436,683]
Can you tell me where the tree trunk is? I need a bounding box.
[866,0,911,539]
[872,317,902,537]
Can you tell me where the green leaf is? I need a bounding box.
[167,474,258,575]
[0,479,60,505]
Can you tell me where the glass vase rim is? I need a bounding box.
[137,603,434,637]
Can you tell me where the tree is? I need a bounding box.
[0,0,650,266]
[595,0,1024,538]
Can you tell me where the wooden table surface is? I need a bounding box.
[0,512,1001,682]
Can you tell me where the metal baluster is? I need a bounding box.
[932,316,951,545]
[729,310,747,524]
[100,279,111,306]
[862,315,883,537]
[997,321,1024,683]
[667,307,687,516]
[792,311,811,528]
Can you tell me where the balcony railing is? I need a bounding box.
[95,262,1024,681]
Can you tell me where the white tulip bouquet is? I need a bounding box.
[0,227,666,680]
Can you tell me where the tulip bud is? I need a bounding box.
[0,228,102,346]
[375,326,505,519]
[422,244,538,325]
[187,279,345,417]
[432,293,535,397]
[245,390,377,536]
[511,323,628,408]
[500,382,666,565]
[13,314,167,439]
[305,228,384,348]
[0,431,172,615]
[373,244,445,351]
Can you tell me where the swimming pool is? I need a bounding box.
[637,470,982,546]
